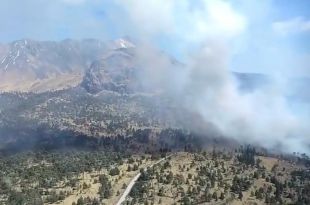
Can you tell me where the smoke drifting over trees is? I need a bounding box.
[113,0,310,153]
[0,0,309,153]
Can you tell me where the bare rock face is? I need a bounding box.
[80,37,181,95]
[81,48,139,94]
[81,37,140,94]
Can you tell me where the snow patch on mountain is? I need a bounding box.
[113,38,136,49]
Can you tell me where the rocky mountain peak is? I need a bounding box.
[80,48,138,94]
[113,37,136,50]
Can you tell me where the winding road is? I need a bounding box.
[116,155,172,205]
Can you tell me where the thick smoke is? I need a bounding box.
[132,39,309,154]
[2,0,307,153]
[114,0,310,153]
[183,44,308,153]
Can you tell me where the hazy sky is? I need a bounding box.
[0,0,309,76]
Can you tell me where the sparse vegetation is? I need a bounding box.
[0,139,309,205]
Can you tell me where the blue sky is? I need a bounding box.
[0,0,309,76]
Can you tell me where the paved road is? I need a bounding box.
[116,155,172,205]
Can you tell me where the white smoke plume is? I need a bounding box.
[113,0,310,153]
[132,39,309,154]
[0,0,308,153]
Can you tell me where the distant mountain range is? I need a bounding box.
[0,38,267,94]
[1,38,308,97]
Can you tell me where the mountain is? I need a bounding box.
[0,38,309,153]
[0,39,110,92]
[0,38,301,95]
[81,47,140,94]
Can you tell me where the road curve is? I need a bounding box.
[116,155,172,205]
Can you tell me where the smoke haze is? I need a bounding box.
[0,0,309,153]
[115,0,310,153]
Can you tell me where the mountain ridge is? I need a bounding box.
[0,38,133,92]
[0,38,275,94]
